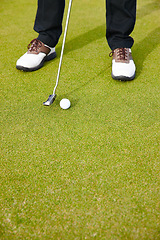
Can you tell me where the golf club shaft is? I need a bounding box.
[53,0,73,95]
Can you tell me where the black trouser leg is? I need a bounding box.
[106,0,137,50]
[34,0,136,50]
[34,0,65,47]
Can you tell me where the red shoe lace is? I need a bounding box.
[27,39,42,52]
[109,48,128,61]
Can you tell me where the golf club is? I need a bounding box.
[43,0,73,106]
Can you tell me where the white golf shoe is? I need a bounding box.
[110,48,136,81]
[16,39,56,71]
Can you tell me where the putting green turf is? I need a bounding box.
[0,0,160,239]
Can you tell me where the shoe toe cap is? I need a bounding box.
[112,60,136,79]
[16,52,46,68]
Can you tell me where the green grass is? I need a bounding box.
[0,0,160,239]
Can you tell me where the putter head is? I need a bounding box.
[43,94,56,106]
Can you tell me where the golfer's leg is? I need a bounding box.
[16,0,65,71]
[106,0,136,50]
[34,0,65,47]
[106,0,137,81]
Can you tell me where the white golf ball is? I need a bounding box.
[60,98,71,109]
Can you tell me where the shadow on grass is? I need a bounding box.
[47,26,160,96]
[137,0,160,19]
[44,24,106,70]
[133,27,160,77]
[54,66,109,109]
[56,24,106,55]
